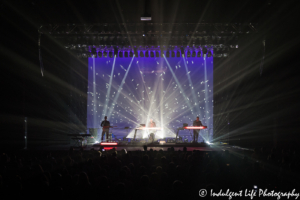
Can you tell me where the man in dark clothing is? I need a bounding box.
[148,119,156,143]
[192,116,203,143]
[101,116,110,142]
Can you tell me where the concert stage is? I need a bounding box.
[84,50,214,146]
[32,23,260,150]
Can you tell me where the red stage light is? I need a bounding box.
[100,142,118,145]
[184,126,207,129]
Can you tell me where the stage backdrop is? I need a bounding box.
[87,52,213,142]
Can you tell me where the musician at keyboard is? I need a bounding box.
[100,116,110,142]
[192,116,203,143]
[148,119,156,128]
[148,119,156,143]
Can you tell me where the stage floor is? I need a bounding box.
[29,142,251,153]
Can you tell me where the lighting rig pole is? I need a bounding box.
[24,117,27,149]
[227,114,229,144]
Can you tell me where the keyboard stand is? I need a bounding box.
[71,137,83,147]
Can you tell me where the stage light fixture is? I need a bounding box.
[114,49,118,57]
[207,51,212,57]
[119,51,123,57]
[141,16,151,21]
[202,48,207,57]
[91,48,97,57]
[171,51,175,57]
[124,51,128,57]
[109,52,113,58]
[180,47,184,56]
[77,53,82,58]
[140,51,144,57]
[129,51,133,57]
[166,51,170,57]
[176,51,180,57]
[197,51,201,57]
[155,51,159,57]
[134,49,138,57]
[187,51,191,57]
[145,50,149,57]
[150,51,154,57]
[213,49,222,58]
[192,51,196,57]
[141,11,151,21]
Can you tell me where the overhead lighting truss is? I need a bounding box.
[39,23,257,58]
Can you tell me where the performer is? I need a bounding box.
[100,116,110,142]
[192,116,203,143]
[148,119,156,143]
[148,119,156,127]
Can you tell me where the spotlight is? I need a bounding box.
[103,51,107,57]
[140,51,144,57]
[141,16,151,21]
[155,51,159,57]
[192,51,196,57]
[187,51,191,57]
[91,48,97,57]
[129,51,133,57]
[180,47,184,56]
[141,11,151,21]
[114,47,118,56]
[166,51,170,57]
[119,51,123,57]
[171,51,175,57]
[197,51,201,57]
[150,51,154,57]
[134,48,138,57]
[176,51,180,57]
[213,49,222,58]
[109,52,113,58]
[124,51,128,57]
[82,53,87,58]
[207,51,212,57]
[145,50,149,57]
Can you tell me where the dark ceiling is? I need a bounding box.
[1,0,294,25]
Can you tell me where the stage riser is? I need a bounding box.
[93,144,211,148]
